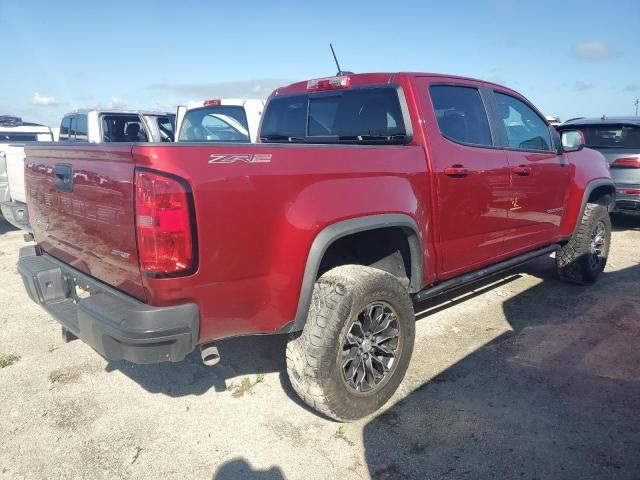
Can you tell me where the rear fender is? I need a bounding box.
[289,214,423,332]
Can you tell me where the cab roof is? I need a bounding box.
[272,72,518,97]
[561,116,640,128]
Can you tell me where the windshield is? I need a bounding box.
[179,106,250,142]
[577,124,640,149]
[260,86,408,144]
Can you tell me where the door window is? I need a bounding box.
[75,114,88,141]
[429,85,493,147]
[60,116,71,140]
[494,92,552,152]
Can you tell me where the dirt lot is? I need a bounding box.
[1,217,639,480]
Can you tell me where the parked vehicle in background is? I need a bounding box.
[558,117,640,215]
[0,116,53,229]
[1,110,175,231]
[18,72,614,421]
[175,99,265,143]
[545,115,561,127]
[59,109,175,143]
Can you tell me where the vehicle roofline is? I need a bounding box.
[271,72,523,97]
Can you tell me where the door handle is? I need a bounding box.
[443,165,470,177]
[512,165,531,176]
[54,164,73,193]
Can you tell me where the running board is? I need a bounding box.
[413,244,560,303]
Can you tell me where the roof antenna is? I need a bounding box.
[330,43,353,76]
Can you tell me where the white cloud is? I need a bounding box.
[109,97,128,109]
[624,84,640,93]
[574,81,594,92]
[31,92,59,106]
[572,41,614,59]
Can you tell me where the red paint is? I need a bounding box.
[24,73,612,344]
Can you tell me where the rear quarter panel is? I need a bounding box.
[132,143,430,341]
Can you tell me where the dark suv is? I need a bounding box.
[559,117,640,214]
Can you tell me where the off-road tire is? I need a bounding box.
[286,265,415,422]
[556,203,611,285]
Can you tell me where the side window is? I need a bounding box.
[429,85,493,147]
[494,92,552,152]
[75,115,88,141]
[69,115,77,141]
[60,116,71,140]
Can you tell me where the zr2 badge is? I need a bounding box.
[208,153,272,164]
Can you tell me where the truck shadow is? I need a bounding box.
[105,333,290,397]
[103,269,526,405]
[362,258,640,479]
[0,219,18,235]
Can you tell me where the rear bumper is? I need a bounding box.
[614,186,640,214]
[17,246,199,363]
[0,200,31,231]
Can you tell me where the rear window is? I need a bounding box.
[260,86,408,144]
[101,115,148,142]
[179,106,249,142]
[429,85,493,147]
[0,132,38,142]
[576,125,640,149]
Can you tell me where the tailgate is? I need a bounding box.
[25,145,146,301]
[5,145,26,203]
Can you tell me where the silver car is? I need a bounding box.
[559,117,640,214]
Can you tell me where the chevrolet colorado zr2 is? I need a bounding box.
[17,73,614,421]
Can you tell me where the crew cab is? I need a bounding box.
[0,116,53,229]
[18,73,614,421]
[175,99,265,143]
[59,109,175,143]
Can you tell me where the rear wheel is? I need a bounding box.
[286,265,415,422]
[556,203,611,285]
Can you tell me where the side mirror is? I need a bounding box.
[561,130,585,153]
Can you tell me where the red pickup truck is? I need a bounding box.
[18,73,614,421]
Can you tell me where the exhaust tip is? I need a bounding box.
[200,344,221,366]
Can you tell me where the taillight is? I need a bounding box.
[135,169,196,277]
[618,188,640,195]
[306,75,350,91]
[204,99,222,106]
[611,157,640,168]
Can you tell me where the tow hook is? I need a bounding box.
[200,343,221,366]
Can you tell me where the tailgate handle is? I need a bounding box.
[54,164,73,193]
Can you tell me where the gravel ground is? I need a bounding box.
[0,216,639,480]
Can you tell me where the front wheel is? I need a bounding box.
[286,265,415,422]
[556,203,611,285]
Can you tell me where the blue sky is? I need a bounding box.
[1,0,639,127]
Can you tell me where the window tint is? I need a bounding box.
[101,115,147,142]
[573,124,640,149]
[60,116,71,140]
[69,116,77,141]
[429,85,493,146]
[179,106,250,142]
[75,114,88,141]
[495,92,552,151]
[261,87,407,144]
